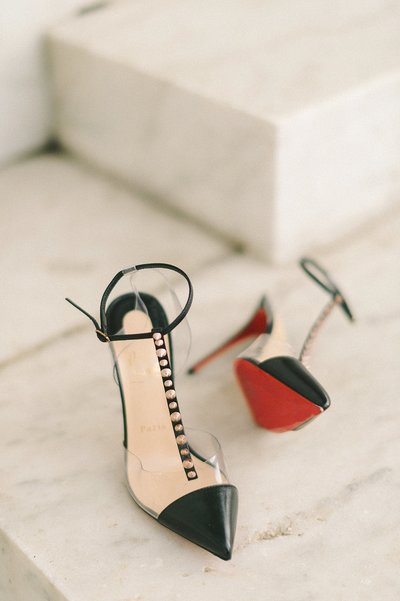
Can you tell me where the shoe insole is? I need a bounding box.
[112,310,227,517]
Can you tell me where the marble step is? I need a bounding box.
[0,0,90,167]
[0,1,130,168]
[48,0,400,261]
[1,204,399,600]
[0,153,229,366]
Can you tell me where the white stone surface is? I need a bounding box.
[49,0,400,260]
[0,0,94,166]
[1,193,399,598]
[0,154,229,366]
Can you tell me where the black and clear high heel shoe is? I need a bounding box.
[66,263,238,560]
[189,258,354,432]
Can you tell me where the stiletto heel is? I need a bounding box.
[188,296,272,374]
[189,258,354,432]
[66,263,238,560]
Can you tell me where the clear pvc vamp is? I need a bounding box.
[124,427,229,518]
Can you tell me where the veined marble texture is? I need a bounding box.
[1,177,399,599]
[49,0,400,260]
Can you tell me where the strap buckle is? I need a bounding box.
[95,329,110,343]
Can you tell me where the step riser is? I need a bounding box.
[48,2,400,260]
[276,74,400,259]
[50,42,276,255]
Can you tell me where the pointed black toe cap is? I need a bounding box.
[158,484,238,560]
[259,356,330,410]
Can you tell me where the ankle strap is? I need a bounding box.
[299,257,354,321]
[66,262,193,342]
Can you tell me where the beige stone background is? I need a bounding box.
[1,2,400,600]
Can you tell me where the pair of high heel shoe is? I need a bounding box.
[67,258,353,560]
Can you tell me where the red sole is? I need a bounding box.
[234,358,321,432]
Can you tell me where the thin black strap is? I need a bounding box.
[65,298,110,342]
[299,257,354,321]
[66,263,193,342]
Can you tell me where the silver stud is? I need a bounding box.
[153,332,162,340]
[170,412,181,422]
[180,448,189,456]
[174,424,183,432]
[182,459,193,469]
[164,379,173,388]
[161,368,172,378]
[168,401,177,409]
[156,349,167,358]
[188,471,197,479]
[176,435,187,445]
[166,389,176,400]
[155,339,164,347]
[159,359,168,367]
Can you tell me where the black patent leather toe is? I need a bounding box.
[158,484,238,560]
[257,356,331,410]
